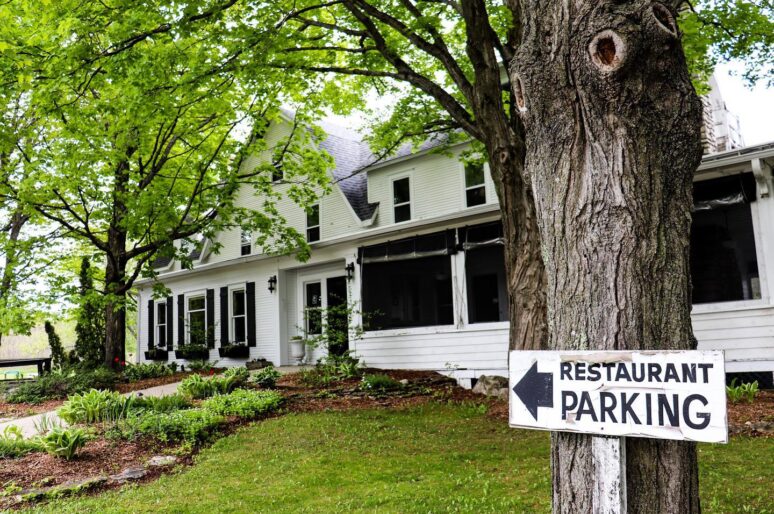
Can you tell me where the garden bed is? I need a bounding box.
[2,367,772,511]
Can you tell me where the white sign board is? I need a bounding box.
[509,350,727,443]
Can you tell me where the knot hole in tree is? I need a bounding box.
[588,30,626,73]
[650,3,678,37]
[512,74,527,113]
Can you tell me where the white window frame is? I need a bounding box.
[391,174,413,223]
[185,292,207,345]
[229,287,247,344]
[306,203,321,243]
[155,301,167,348]
[240,230,252,256]
[463,162,487,208]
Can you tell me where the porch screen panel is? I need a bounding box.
[360,230,456,329]
[691,173,760,304]
[459,221,509,323]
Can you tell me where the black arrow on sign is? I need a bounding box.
[513,361,554,421]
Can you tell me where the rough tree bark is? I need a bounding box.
[103,159,130,368]
[511,1,703,512]
[0,208,29,347]
[459,0,548,351]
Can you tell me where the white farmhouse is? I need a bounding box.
[135,109,774,388]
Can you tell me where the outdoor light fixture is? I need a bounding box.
[345,262,355,280]
[267,275,277,293]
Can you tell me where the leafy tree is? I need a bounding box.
[74,257,105,368]
[5,1,333,367]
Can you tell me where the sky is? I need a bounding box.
[713,62,774,146]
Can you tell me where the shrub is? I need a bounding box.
[250,365,281,389]
[179,371,247,400]
[0,426,42,459]
[6,373,72,403]
[58,389,134,424]
[727,379,759,404]
[224,366,249,383]
[131,394,192,413]
[37,427,89,460]
[117,409,224,444]
[122,363,173,382]
[299,353,362,388]
[203,389,284,419]
[45,321,67,371]
[360,374,402,393]
[74,257,106,369]
[179,353,211,367]
[7,368,120,404]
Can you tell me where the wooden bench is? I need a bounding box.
[0,357,52,377]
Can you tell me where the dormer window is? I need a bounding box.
[465,163,486,207]
[392,177,411,223]
[240,230,251,256]
[306,204,320,242]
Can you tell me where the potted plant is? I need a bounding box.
[144,348,169,361]
[289,336,306,365]
[175,344,210,360]
[218,342,249,359]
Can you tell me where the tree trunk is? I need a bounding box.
[512,1,703,512]
[0,208,29,347]
[103,253,127,368]
[487,144,548,351]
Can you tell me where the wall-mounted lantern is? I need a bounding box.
[267,275,277,293]
[345,262,355,280]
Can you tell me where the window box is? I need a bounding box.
[218,343,250,359]
[144,348,169,361]
[175,344,210,360]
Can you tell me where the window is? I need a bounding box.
[691,174,760,304]
[187,295,207,345]
[156,302,167,347]
[362,256,453,329]
[240,230,251,256]
[304,282,322,335]
[306,204,320,242]
[464,163,486,207]
[271,165,283,183]
[392,177,411,223]
[231,289,247,344]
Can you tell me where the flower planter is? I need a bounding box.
[175,346,210,360]
[289,339,306,365]
[218,345,250,359]
[144,349,169,361]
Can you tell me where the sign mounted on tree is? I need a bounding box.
[509,350,727,443]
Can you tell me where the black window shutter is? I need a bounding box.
[177,294,185,346]
[246,281,256,347]
[147,300,155,349]
[220,287,229,346]
[166,297,174,350]
[206,289,215,348]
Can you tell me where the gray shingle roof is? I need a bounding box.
[280,108,451,221]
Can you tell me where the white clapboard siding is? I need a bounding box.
[692,305,774,372]
[355,327,508,370]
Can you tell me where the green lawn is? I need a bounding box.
[26,403,773,514]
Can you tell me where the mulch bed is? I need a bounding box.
[727,389,774,437]
[1,369,772,509]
